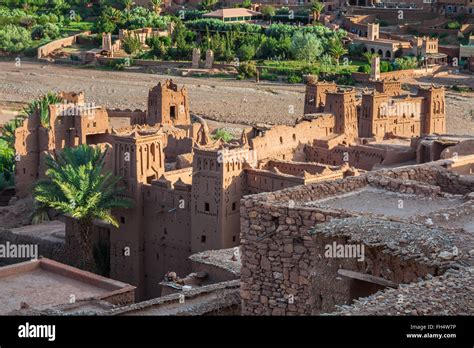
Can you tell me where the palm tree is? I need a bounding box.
[0,117,25,149]
[329,39,348,65]
[122,0,135,11]
[19,93,62,128]
[150,0,163,14]
[363,51,379,64]
[310,0,325,24]
[200,0,218,11]
[33,145,134,271]
[103,6,122,24]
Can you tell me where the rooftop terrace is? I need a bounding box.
[0,258,135,314]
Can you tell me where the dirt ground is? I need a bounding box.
[0,59,472,136]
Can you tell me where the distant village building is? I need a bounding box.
[202,8,262,22]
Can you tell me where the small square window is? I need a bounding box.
[120,216,125,224]
[204,202,210,212]
[232,202,236,211]
[201,235,206,243]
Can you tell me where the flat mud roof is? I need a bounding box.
[0,258,134,314]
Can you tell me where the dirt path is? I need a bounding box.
[0,60,472,135]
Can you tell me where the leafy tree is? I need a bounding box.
[146,36,169,58]
[260,5,276,18]
[258,35,290,60]
[94,19,116,34]
[0,139,15,191]
[319,53,336,73]
[33,144,134,271]
[240,0,252,8]
[171,20,193,59]
[347,42,363,57]
[123,34,142,55]
[0,24,32,53]
[31,23,60,40]
[237,44,255,61]
[394,56,418,70]
[289,32,323,63]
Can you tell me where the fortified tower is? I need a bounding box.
[417,85,446,135]
[147,79,190,127]
[190,145,248,253]
[109,128,165,300]
[324,88,358,142]
[304,80,338,114]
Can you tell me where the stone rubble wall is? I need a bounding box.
[240,177,366,315]
[0,228,67,267]
[240,163,472,315]
[377,163,474,195]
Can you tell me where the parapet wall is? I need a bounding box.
[250,117,335,162]
[377,162,474,194]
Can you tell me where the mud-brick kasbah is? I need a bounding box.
[13,76,450,301]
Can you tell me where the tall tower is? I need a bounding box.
[304,80,338,114]
[359,90,389,139]
[190,146,246,253]
[325,88,359,142]
[418,86,446,135]
[109,128,165,300]
[370,56,380,81]
[147,79,190,127]
[367,23,379,41]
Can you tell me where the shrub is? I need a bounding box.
[393,56,418,70]
[358,64,370,73]
[287,74,302,84]
[122,35,142,55]
[336,76,356,86]
[237,62,257,78]
[446,21,461,30]
[212,129,234,142]
[380,60,393,73]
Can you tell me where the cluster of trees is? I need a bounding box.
[93,4,171,33]
[134,18,347,64]
[0,3,77,53]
